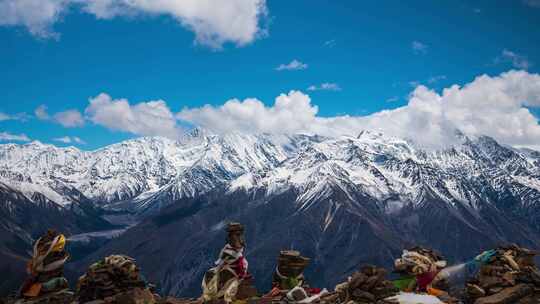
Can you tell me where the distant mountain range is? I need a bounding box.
[1,128,540,296]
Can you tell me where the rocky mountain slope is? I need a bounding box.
[0,181,111,295]
[1,129,540,297]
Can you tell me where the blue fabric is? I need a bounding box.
[474,250,497,264]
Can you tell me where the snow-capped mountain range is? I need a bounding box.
[2,128,540,296]
[1,128,539,219]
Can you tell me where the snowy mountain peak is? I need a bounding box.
[0,130,538,219]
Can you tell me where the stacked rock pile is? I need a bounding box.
[75,255,149,303]
[465,244,540,304]
[322,265,399,304]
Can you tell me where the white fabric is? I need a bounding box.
[202,244,247,303]
[214,244,244,266]
[386,292,443,304]
[31,235,63,273]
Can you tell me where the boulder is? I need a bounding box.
[474,284,534,304]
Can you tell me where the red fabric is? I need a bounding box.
[232,256,248,278]
[306,287,322,295]
[416,271,439,292]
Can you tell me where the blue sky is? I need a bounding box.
[1,0,540,150]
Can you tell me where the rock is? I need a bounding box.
[114,288,156,304]
[76,255,148,303]
[467,245,540,302]
[474,284,534,304]
[325,265,397,304]
[10,290,74,304]
[236,279,258,300]
[467,284,486,298]
[351,289,375,302]
[157,297,193,304]
[348,273,367,290]
[479,275,506,289]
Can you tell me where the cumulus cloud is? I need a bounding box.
[0,132,31,142]
[412,41,428,54]
[307,83,342,91]
[85,93,182,138]
[53,110,84,127]
[275,60,308,71]
[177,91,318,135]
[53,136,86,144]
[176,70,540,150]
[0,0,68,39]
[0,0,268,48]
[34,105,84,127]
[495,49,532,70]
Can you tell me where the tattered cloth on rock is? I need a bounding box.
[19,229,70,299]
[202,243,249,303]
[393,247,448,293]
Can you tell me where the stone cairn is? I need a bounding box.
[465,244,540,304]
[321,265,399,304]
[75,255,154,304]
[15,229,73,304]
[395,246,451,291]
[272,250,311,291]
[394,246,463,304]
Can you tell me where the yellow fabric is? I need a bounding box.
[51,234,66,252]
[23,283,42,298]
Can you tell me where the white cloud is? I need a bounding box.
[73,136,85,144]
[307,83,341,91]
[0,0,268,48]
[0,0,68,39]
[85,92,182,138]
[34,105,84,127]
[54,109,84,127]
[324,39,336,48]
[0,111,30,122]
[275,60,308,71]
[428,75,447,84]
[34,105,50,120]
[176,70,540,150]
[53,136,86,144]
[53,136,71,143]
[0,112,11,121]
[412,41,428,54]
[177,91,318,135]
[496,49,532,70]
[0,132,31,142]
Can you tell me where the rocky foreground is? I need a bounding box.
[5,227,540,304]
[4,244,540,304]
